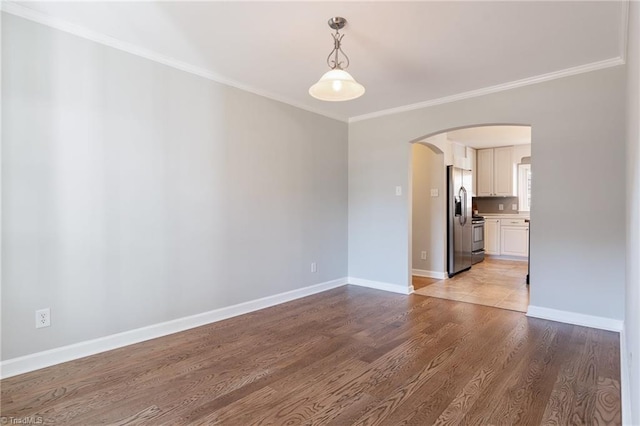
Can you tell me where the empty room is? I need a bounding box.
[1,1,639,425]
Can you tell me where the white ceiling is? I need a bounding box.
[7,1,627,122]
[447,126,531,149]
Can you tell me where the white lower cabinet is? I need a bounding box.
[483,217,529,258]
[484,219,501,255]
[499,219,529,257]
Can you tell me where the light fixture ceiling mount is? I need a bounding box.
[327,16,347,31]
[309,17,365,102]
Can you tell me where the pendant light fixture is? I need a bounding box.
[309,17,365,102]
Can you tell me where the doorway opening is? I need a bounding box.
[409,124,532,312]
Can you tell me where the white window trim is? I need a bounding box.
[518,164,532,212]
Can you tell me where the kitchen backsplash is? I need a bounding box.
[473,196,520,214]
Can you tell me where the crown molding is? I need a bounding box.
[0,1,349,123]
[1,1,629,125]
[349,56,625,123]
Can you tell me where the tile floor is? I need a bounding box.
[413,257,529,312]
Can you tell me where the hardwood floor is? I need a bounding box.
[413,257,530,312]
[1,286,620,425]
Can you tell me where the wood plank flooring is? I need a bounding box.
[1,286,620,425]
[413,257,530,312]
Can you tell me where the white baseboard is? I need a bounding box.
[620,327,633,426]
[0,277,348,379]
[411,269,446,280]
[485,254,528,262]
[348,277,413,295]
[526,305,624,332]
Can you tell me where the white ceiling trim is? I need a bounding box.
[2,1,630,124]
[348,56,625,123]
[1,1,349,123]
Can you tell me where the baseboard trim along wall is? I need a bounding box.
[620,328,633,426]
[411,269,447,280]
[0,277,349,379]
[3,285,625,380]
[526,305,624,332]
[347,277,414,295]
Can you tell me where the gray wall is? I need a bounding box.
[625,1,640,421]
[1,14,348,360]
[411,143,445,274]
[349,66,626,319]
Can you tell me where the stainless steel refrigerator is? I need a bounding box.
[447,165,473,277]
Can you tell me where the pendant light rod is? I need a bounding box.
[327,17,349,70]
[309,16,365,102]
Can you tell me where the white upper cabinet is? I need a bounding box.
[452,142,473,170]
[493,146,513,196]
[476,149,494,196]
[452,142,466,159]
[476,146,515,196]
[466,147,477,196]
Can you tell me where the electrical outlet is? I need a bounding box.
[311,262,317,273]
[498,204,504,211]
[512,203,518,210]
[421,251,427,260]
[430,189,438,197]
[395,186,402,196]
[35,308,50,328]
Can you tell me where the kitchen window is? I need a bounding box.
[518,163,532,212]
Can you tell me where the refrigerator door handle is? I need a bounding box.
[458,187,466,225]
[464,186,468,224]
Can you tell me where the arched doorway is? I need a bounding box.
[409,124,532,312]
